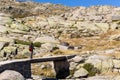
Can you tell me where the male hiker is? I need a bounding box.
[29,42,34,59]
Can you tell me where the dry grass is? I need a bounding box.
[15,54,29,59]
[31,63,55,78]
[100,70,120,76]
[101,52,120,59]
[61,29,120,52]
[61,38,120,51]
[100,29,120,39]
[52,50,78,55]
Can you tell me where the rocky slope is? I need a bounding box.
[0,0,120,80]
[0,0,71,18]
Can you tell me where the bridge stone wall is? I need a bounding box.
[0,60,31,78]
[0,55,76,79]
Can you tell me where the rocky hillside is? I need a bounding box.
[0,0,120,80]
[0,0,71,18]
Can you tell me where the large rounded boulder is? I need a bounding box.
[0,70,25,80]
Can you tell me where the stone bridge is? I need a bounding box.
[0,55,76,79]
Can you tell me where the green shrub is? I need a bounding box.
[14,39,41,47]
[14,39,31,45]
[83,63,100,76]
[70,69,75,76]
[33,42,41,47]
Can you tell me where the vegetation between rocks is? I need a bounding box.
[14,39,41,47]
[83,63,100,76]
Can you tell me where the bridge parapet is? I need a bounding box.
[30,55,76,63]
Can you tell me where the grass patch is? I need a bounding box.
[14,39,41,47]
[33,42,42,47]
[52,50,64,55]
[14,39,31,45]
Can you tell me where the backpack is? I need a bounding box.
[29,47,33,51]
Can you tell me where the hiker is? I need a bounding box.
[29,42,34,59]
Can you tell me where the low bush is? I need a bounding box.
[83,63,100,76]
[33,42,41,47]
